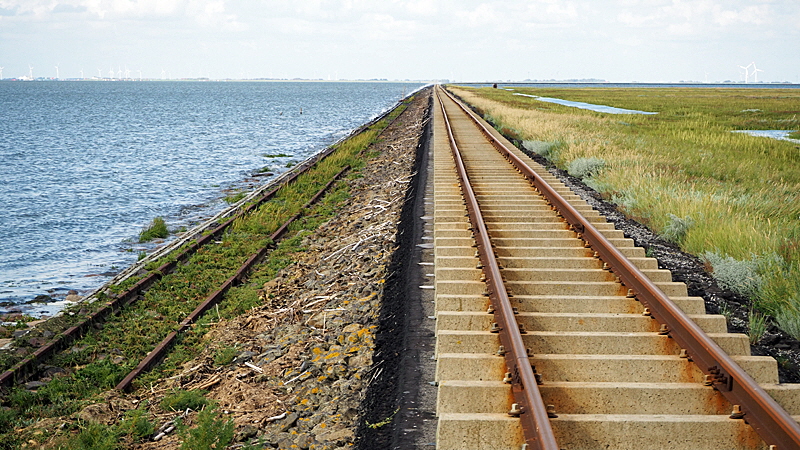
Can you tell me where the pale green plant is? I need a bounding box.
[774,307,800,341]
[567,157,606,179]
[703,252,762,298]
[659,214,694,245]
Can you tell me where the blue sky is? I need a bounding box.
[1,0,798,82]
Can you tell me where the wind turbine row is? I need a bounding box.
[738,62,764,83]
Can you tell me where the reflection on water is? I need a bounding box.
[512,93,657,115]
[733,130,800,144]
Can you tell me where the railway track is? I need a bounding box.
[431,86,800,449]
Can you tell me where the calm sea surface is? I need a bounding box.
[0,81,424,316]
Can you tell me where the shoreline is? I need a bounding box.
[1,84,429,320]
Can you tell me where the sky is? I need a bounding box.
[1,0,798,83]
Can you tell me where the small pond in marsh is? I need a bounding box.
[511,92,658,115]
[732,130,800,144]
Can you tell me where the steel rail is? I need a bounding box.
[435,86,559,450]
[115,166,351,391]
[0,95,415,390]
[441,86,800,449]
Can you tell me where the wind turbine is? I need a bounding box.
[97,68,103,78]
[738,64,750,83]
[161,68,166,79]
[124,66,130,80]
[751,63,764,82]
[0,67,4,80]
[80,69,84,79]
[137,69,142,81]
[29,64,34,80]
[109,66,115,79]
[54,64,59,79]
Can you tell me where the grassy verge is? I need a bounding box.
[0,98,412,448]
[448,85,800,338]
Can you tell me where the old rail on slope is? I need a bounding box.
[0,94,415,390]
[439,85,800,449]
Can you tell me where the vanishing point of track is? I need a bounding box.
[432,86,800,449]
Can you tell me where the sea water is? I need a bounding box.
[0,81,424,316]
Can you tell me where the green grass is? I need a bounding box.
[139,217,168,242]
[161,389,209,412]
[451,85,800,332]
[177,403,233,450]
[223,191,247,204]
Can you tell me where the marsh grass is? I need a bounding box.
[139,217,168,242]
[748,307,768,345]
[659,214,694,245]
[567,157,605,179]
[449,85,800,332]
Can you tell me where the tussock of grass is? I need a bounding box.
[450,85,800,333]
[139,217,168,242]
[161,389,209,412]
[178,403,234,450]
[567,157,605,179]
[659,214,694,245]
[748,307,768,345]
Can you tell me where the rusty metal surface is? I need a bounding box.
[435,86,559,450]
[441,86,800,449]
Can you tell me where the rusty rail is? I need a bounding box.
[441,86,800,449]
[0,93,416,390]
[435,87,559,450]
[115,166,350,391]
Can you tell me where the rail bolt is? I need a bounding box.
[496,345,506,356]
[487,305,495,314]
[642,308,651,316]
[546,404,558,418]
[508,403,522,417]
[626,289,636,298]
[503,372,513,383]
[512,307,519,314]
[703,374,714,386]
[658,324,669,335]
[518,323,527,334]
[679,349,690,359]
[730,404,745,419]
[490,323,502,333]
[535,373,543,385]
